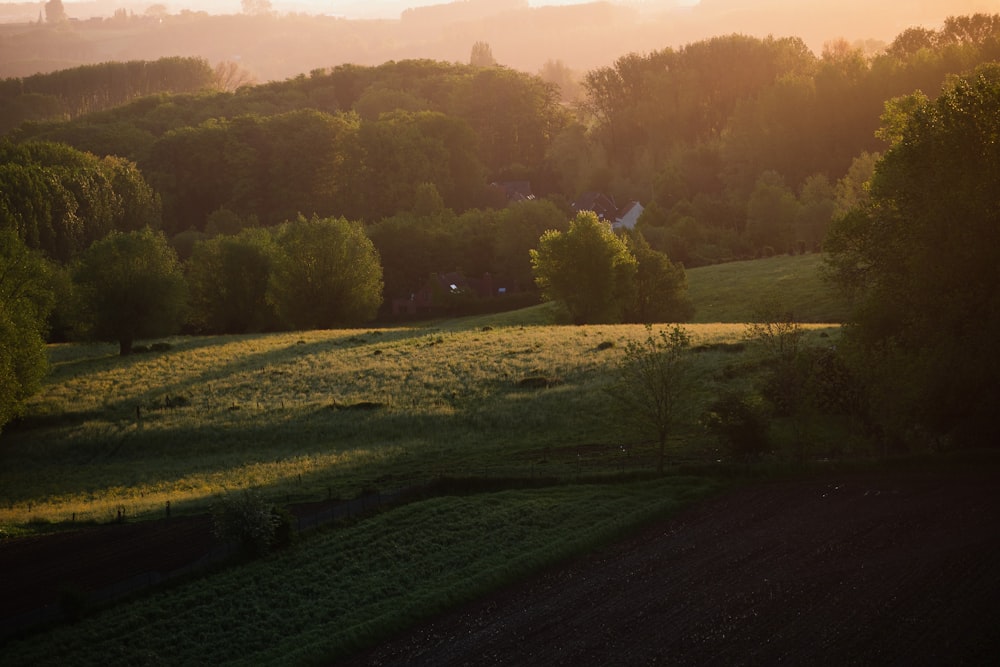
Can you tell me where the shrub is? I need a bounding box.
[703,391,771,461]
[212,488,282,557]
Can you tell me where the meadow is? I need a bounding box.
[0,253,852,664]
[0,252,846,528]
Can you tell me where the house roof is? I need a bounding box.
[572,191,618,219]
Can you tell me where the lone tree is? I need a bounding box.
[531,211,637,324]
[609,325,694,474]
[825,63,1000,448]
[0,231,53,432]
[73,228,187,355]
[267,215,383,330]
[470,41,497,67]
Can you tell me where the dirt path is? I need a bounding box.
[342,467,1000,665]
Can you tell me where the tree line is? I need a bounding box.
[0,57,216,135]
[8,16,999,266]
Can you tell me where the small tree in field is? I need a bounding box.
[531,211,637,324]
[73,228,187,355]
[610,324,693,474]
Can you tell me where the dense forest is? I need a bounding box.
[4,13,1000,267]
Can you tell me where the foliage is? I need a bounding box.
[0,231,53,432]
[212,487,281,557]
[267,215,383,329]
[825,64,1000,448]
[0,141,161,262]
[72,228,187,355]
[531,211,637,324]
[470,41,497,67]
[0,57,215,134]
[623,230,694,323]
[609,324,694,474]
[703,390,771,462]
[186,227,281,334]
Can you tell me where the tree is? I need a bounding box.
[0,231,53,432]
[44,0,67,23]
[623,231,694,323]
[469,41,496,67]
[609,325,694,474]
[73,229,187,355]
[186,228,280,334]
[268,216,383,330]
[531,211,637,324]
[825,64,1000,448]
[745,171,801,254]
[241,0,272,16]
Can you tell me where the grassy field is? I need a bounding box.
[0,254,845,528]
[0,254,854,664]
[687,253,848,323]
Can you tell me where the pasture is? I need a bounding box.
[0,253,857,664]
[0,252,846,530]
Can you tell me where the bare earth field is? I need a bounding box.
[344,466,1000,666]
[2,465,998,664]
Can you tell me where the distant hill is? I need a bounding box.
[0,0,990,81]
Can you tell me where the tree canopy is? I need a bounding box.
[825,63,1000,447]
[73,228,187,355]
[268,215,383,329]
[531,212,637,324]
[0,231,53,431]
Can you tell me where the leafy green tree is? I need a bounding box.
[825,64,1000,448]
[531,211,636,324]
[0,231,53,432]
[268,216,383,329]
[609,325,694,474]
[623,231,694,323]
[187,228,281,334]
[73,229,187,355]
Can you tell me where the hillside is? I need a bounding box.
[687,253,848,323]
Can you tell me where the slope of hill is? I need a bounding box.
[687,253,848,323]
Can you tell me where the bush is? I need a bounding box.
[212,488,283,557]
[703,391,771,461]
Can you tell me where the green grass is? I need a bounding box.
[0,253,857,664]
[687,253,848,323]
[3,322,786,526]
[1,252,845,528]
[2,477,719,666]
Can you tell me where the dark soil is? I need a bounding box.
[343,465,1000,666]
[2,464,999,664]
